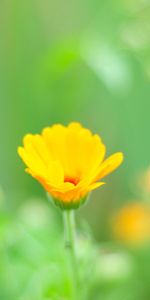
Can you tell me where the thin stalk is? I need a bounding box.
[63,210,78,300]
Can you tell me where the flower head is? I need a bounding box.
[18,122,123,209]
[113,202,150,245]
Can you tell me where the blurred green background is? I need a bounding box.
[1,0,150,299]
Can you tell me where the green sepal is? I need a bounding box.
[47,193,90,210]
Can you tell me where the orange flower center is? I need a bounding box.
[64,176,79,186]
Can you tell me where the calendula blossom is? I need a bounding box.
[113,203,150,244]
[18,122,123,209]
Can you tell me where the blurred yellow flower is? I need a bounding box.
[18,122,123,209]
[113,203,150,244]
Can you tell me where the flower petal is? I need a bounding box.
[42,125,67,169]
[51,182,75,193]
[68,122,82,131]
[87,181,105,192]
[95,152,124,181]
[23,134,51,164]
[18,146,46,176]
[47,161,64,186]
[66,127,105,178]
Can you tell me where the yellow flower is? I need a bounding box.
[18,122,123,209]
[113,202,150,244]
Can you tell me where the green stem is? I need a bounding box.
[63,210,78,300]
